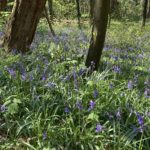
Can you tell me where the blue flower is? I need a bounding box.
[88,100,95,111]
[12,49,18,55]
[73,71,78,90]
[7,68,16,78]
[21,72,26,81]
[45,82,56,88]
[109,83,114,89]
[93,89,99,99]
[136,113,144,126]
[95,124,103,133]
[42,73,46,81]
[136,112,145,133]
[144,89,150,98]
[78,68,86,76]
[116,108,121,119]
[0,105,7,112]
[76,100,83,110]
[64,107,70,113]
[113,66,121,73]
[29,73,34,81]
[128,80,133,90]
[43,131,47,140]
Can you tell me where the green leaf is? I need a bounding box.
[87,112,99,121]
[87,80,94,87]
[7,103,19,115]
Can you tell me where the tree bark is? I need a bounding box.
[142,0,148,27]
[0,0,7,11]
[2,0,46,53]
[48,0,53,21]
[89,0,94,25]
[108,0,119,27]
[147,0,150,18]
[43,6,55,36]
[76,0,81,29]
[85,0,110,71]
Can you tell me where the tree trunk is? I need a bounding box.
[108,0,119,26]
[142,0,148,27]
[147,0,150,18]
[89,0,94,24]
[76,0,81,29]
[43,7,55,36]
[85,0,110,71]
[2,0,46,53]
[48,0,53,20]
[0,0,7,11]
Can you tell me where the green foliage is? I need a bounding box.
[117,0,142,20]
[0,20,150,149]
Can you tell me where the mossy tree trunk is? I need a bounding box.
[85,0,110,70]
[2,0,46,53]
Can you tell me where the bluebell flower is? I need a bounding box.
[114,48,120,53]
[136,112,145,133]
[116,108,121,119]
[0,32,3,36]
[78,68,86,76]
[95,124,103,133]
[103,45,110,51]
[109,83,114,89]
[136,113,144,126]
[128,47,134,51]
[93,89,99,99]
[113,66,121,73]
[11,48,18,55]
[76,100,83,110]
[127,80,133,90]
[144,89,150,98]
[64,107,70,113]
[0,105,7,112]
[7,68,16,78]
[21,72,26,81]
[73,71,78,90]
[138,54,144,59]
[111,55,118,61]
[30,73,34,81]
[43,131,47,140]
[88,100,96,111]
[64,75,70,82]
[42,73,46,81]
[45,82,56,88]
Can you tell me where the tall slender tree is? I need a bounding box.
[1,0,46,53]
[43,6,55,36]
[142,0,148,26]
[75,0,81,28]
[86,0,110,70]
[48,0,53,21]
[108,0,118,27]
[147,0,150,18]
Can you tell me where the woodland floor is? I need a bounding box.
[0,20,150,149]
